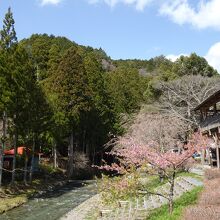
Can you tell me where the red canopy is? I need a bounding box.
[4,146,27,155]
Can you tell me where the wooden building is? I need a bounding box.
[194,90,220,168]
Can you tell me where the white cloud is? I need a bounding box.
[40,0,63,6]
[166,53,188,62]
[160,0,220,30]
[88,0,153,11]
[89,0,220,30]
[205,42,220,72]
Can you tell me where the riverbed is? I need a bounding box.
[0,180,97,220]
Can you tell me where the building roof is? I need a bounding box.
[194,90,220,111]
[4,146,27,155]
[4,146,40,156]
[199,113,220,132]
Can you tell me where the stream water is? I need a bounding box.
[0,180,97,220]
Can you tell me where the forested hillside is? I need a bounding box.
[0,8,219,183]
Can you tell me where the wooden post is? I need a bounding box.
[207,149,211,165]
[214,104,217,114]
[214,134,220,169]
[216,144,220,169]
[201,149,205,165]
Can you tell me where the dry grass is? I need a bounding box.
[199,178,220,206]
[183,206,220,220]
[204,168,220,180]
[0,196,27,214]
[182,169,220,220]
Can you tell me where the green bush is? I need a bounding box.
[98,172,141,205]
[147,186,203,220]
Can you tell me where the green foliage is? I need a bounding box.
[0,7,18,114]
[147,186,203,220]
[81,51,117,148]
[105,67,145,114]
[0,8,53,157]
[98,173,141,205]
[20,34,74,80]
[6,44,52,144]
[0,7,17,50]
[39,164,58,174]
[0,52,13,113]
[50,46,91,125]
[43,46,119,156]
[0,7,218,178]
[174,53,218,77]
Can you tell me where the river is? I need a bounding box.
[0,180,97,220]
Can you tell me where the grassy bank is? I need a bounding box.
[0,196,27,214]
[0,168,67,214]
[147,186,203,220]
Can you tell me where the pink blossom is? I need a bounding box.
[98,132,210,173]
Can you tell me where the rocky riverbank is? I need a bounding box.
[0,177,68,214]
[0,180,97,220]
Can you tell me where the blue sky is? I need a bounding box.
[0,0,220,71]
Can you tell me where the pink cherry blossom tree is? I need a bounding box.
[98,112,211,213]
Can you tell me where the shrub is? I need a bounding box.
[98,172,141,205]
[72,152,94,179]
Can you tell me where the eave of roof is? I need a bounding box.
[194,90,220,111]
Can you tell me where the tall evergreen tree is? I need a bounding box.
[0,7,17,50]
[48,46,92,177]
[0,7,18,186]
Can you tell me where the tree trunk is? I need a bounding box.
[29,134,36,183]
[53,142,57,169]
[0,148,3,187]
[67,131,74,179]
[83,129,86,154]
[92,146,96,165]
[11,131,17,185]
[158,169,164,183]
[0,111,6,187]
[169,198,174,215]
[23,149,28,185]
[169,171,176,214]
